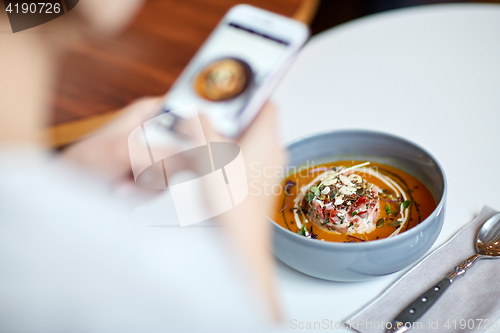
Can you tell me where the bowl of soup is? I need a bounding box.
[270,130,446,281]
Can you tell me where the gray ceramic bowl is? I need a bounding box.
[270,130,447,281]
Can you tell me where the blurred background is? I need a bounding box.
[49,0,500,146]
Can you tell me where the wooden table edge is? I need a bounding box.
[47,0,320,148]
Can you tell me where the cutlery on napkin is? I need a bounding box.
[347,206,500,333]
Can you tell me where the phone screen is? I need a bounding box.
[163,20,290,118]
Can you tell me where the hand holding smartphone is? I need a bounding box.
[160,5,309,138]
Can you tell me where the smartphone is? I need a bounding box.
[160,4,309,138]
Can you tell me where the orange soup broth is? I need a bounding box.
[274,161,437,242]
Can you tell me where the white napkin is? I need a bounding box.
[347,206,500,333]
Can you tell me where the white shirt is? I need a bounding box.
[0,148,280,333]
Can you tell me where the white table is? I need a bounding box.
[271,3,500,332]
[134,4,500,331]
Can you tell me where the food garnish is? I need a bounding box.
[293,162,412,238]
[280,181,296,213]
[347,235,367,242]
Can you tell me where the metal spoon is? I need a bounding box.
[387,212,500,333]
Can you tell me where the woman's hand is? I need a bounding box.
[62,96,163,184]
[200,103,287,323]
[63,98,286,321]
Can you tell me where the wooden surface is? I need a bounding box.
[48,0,499,146]
[51,0,307,127]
